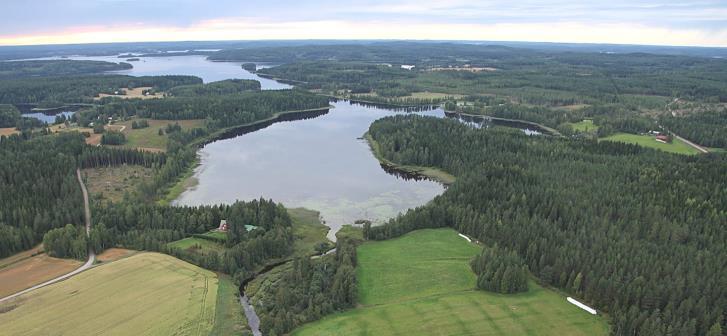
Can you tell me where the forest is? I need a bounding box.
[255,238,358,336]
[0,75,200,105]
[366,115,726,336]
[0,60,132,79]
[660,108,727,148]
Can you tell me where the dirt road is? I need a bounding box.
[0,169,95,303]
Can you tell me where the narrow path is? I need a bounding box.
[0,169,95,303]
[671,132,709,154]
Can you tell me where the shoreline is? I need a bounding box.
[364,132,456,186]
[161,105,333,204]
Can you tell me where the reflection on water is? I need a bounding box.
[41,54,290,88]
[176,101,447,240]
[22,111,75,124]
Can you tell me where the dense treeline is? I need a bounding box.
[367,115,726,336]
[0,75,200,105]
[0,60,132,79]
[91,89,328,129]
[256,238,358,336]
[42,224,88,260]
[0,133,85,257]
[0,104,21,127]
[100,130,126,145]
[471,245,529,294]
[660,109,727,148]
[167,79,261,97]
[93,198,294,282]
[243,42,727,103]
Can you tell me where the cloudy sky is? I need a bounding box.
[2,0,726,46]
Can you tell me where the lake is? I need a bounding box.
[54,54,444,239]
[175,101,446,240]
[36,54,290,88]
[23,111,75,124]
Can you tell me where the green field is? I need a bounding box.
[210,274,248,336]
[601,133,700,155]
[0,253,219,336]
[292,229,609,336]
[115,118,206,151]
[568,119,599,132]
[168,236,226,255]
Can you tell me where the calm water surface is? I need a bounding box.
[47,55,290,88]
[20,55,540,239]
[48,54,443,239]
[176,101,446,240]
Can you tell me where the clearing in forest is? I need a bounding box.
[0,253,217,336]
[292,229,609,336]
[601,133,700,155]
[83,165,154,202]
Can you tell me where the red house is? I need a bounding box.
[655,135,671,143]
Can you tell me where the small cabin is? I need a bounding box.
[655,135,671,143]
[218,220,229,232]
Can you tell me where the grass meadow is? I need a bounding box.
[601,133,700,155]
[292,229,609,336]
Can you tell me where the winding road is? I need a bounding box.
[0,169,95,303]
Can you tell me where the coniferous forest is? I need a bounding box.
[366,115,726,336]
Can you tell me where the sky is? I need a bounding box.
[1,0,727,47]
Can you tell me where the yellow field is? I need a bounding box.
[0,251,81,299]
[96,87,164,100]
[0,127,19,137]
[0,253,218,336]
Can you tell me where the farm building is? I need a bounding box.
[218,220,229,232]
[655,135,671,143]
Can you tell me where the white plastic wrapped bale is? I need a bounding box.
[567,297,597,315]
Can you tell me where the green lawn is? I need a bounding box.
[292,229,609,336]
[168,237,226,255]
[601,133,700,155]
[210,274,249,336]
[568,119,599,132]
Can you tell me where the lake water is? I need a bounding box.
[50,54,444,239]
[39,55,290,88]
[23,111,75,124]
[175,101,446,240]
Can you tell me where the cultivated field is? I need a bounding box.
[0,253,218,336]
[95,248,135,263]
[601,133,700,155]
[83,165,154,202]
[0,251,81,298]
[292,229,608,336]
[113,118,205,151]
[0,127,19,137]
[95,87,163,100]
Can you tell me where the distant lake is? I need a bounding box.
[37,55,290,88]
[23,111,75,124]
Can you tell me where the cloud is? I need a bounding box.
[1,1,726,46]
